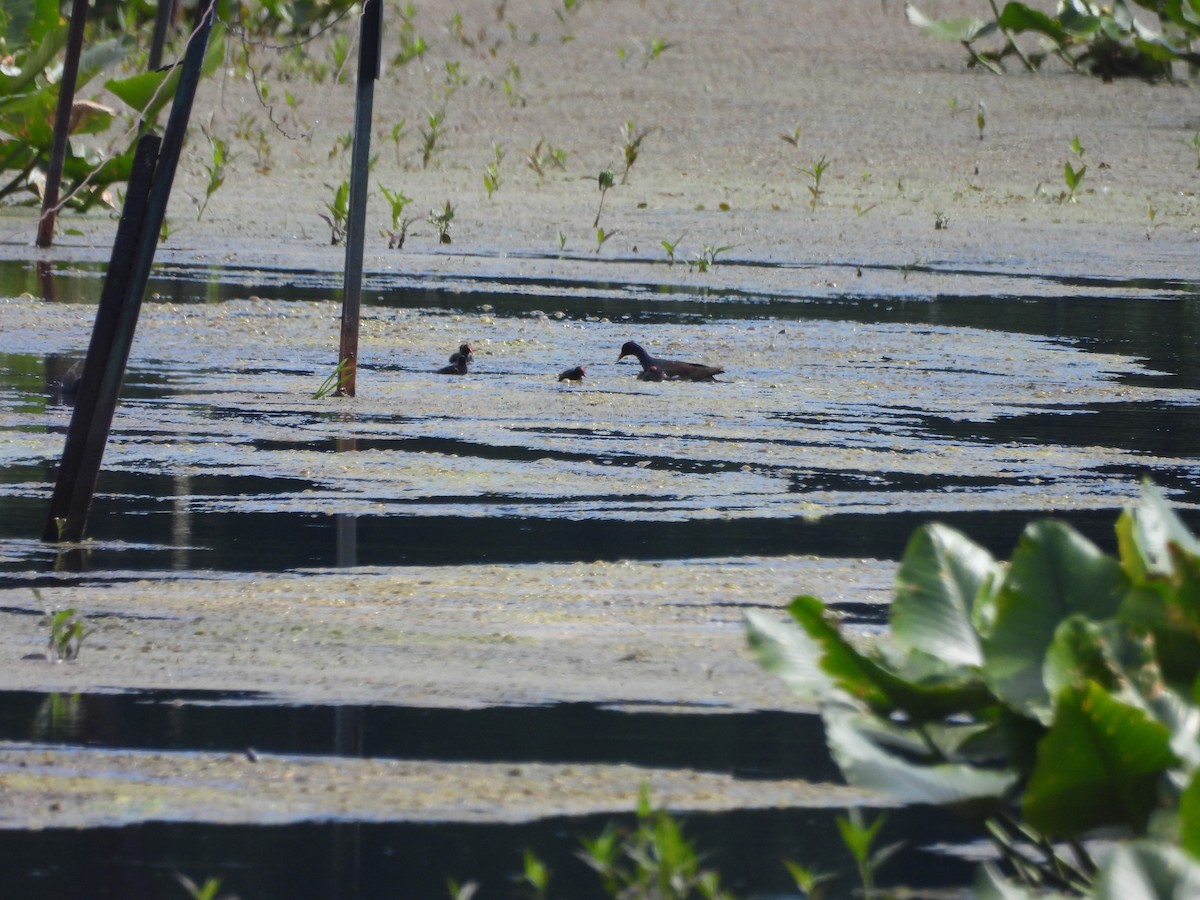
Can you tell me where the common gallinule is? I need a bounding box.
[558,365,586,382]
[437,343,472,374]
[617,340,723,381]
[637,365,664,382]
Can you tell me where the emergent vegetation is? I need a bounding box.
[747,481,1200,896]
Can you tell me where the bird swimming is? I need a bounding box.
[437,342,472,375]
[617,340,723,381]
[558,365,586,382]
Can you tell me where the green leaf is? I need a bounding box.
[997,2,1073,45]
[1180,769,1200,860]
[905,4,996,42]
[981,519,1127,717]
[1119,479,1200,581]
[104,24,225,122]
[1023,682,1179,837]
[745,607,831,704]
[1093,842,1200,899]
[891,523,994,667]
[824,704,1017,805]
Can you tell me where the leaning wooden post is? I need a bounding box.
[42,0,216,543]
[36,0,90,248]
[336,0,383,398]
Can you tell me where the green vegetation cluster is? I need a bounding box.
[748,481,1200,896]
[908,0,1200,80]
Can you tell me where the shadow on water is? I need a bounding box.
[0,689,839,781]
[0,807,979,900]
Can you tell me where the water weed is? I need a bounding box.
[421,107,448,169]
[429,200,455,243]
[620,119,653,184]
[35,590,90,662]
[798,155,829,211]
[313,358,353,399]
[319,180,350,244]
[594,167,615,227]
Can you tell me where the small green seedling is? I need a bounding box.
[976,100,986,140]
[594,226,617,252]
[1146,200,1162,240]
[619,120,653,184]
[1064,136,1086,202]
[1188,132,1200,169]
[319,180,350,244]
[314,358,353,399]
[934,210,949,230]
[421,107,447,169]
[836,809,901,898]
[644,36,675,65]
[594,167,615,227]
[159,216,175,243]
[515,849,551,899]
[483,142,505,198]
[445,879,479,900]
[388,120,407,165]
[660,234,684,265]
[689,243,733,272]
[194,124,228,221]
[525,138,567,184]
[799,155,830,211]
[379,185,415,249]
[394,3,428,65]
[556,230,567,251]
[783,859,834,900]
[502,62,525,107]
[175,873,237,900]
[781,124,802,147]
[329,131,352,159]
[429,200,455,243]
[36,591,90,662]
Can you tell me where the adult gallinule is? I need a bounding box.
[437,343,472,374]
[558,365,586,382]
[617,340,723,381]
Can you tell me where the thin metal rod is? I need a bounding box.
[36,0,90,248]
[337,0,383,397]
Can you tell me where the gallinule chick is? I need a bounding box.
[637,365,664,382]
[437,342,472,375]
[617,340,724,381]
[558,365,586,383]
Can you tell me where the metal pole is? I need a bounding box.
[42,0,216,543]
[336,0,383,397]
[42,135,161,542]
[148,0,175,71]
[36,0,90,248]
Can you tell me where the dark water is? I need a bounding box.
[0,689,839,781]
[0,807,978,900]
[4,258,1200,897]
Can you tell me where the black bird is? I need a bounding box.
[437,342,472,375]
[637,365,664,382]
[558,365,586,383]
[617,340,724,381]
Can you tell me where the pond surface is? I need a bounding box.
[2,256,1199,897]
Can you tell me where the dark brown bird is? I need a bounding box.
[437,342,472,375]
[558,365,586,382]
[637,365,664,382]
[618,340,723,381]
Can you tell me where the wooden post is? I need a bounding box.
[336,0,383,397]
[36,0,90,248]
[42,0,217,543]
